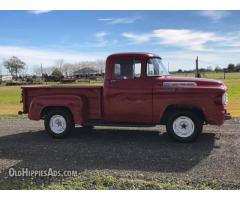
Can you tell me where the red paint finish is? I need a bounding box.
[28,95,86,124]
[103,53,154,123]
[22,86,102,124]
[21,52,229,126]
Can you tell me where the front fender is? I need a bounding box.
[28,95,87,124]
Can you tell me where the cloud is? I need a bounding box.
[122,29,229,51]
[94,32,118,47]
[152,29,226,51]
[198,11,230,22]
[29,10,52,15]
[95,32,107,38]
[98,16,140,24]
[122,32,151,43]
[95,32,108,46]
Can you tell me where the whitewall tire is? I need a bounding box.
[44,109,73,138]
[166,111,203,142]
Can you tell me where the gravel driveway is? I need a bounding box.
[0,119,239,188]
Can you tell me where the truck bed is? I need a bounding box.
[22,85,103,120]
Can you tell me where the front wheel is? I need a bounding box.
[166,111,203,142]
[44,110,74,138]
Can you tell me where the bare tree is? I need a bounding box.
[39,59,106,78]
[0,63,2,75]
[62,63,74,77]
[73,60,105,73]
[55,59,64,73]
[21,65,28,76]
[95,59,105,74]
[3,56,26,80]
[33,65,42,76]
[44,67,55,75]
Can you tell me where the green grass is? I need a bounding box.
[0,85,21,104]
[222,79,240,116]
[0,81,103,115]
[0,75,239,116]
[0,85,22,115]
[0,171,237,190]
[173,72,240,79]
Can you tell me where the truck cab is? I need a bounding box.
[20,52,230,142]
[103,53,161,124]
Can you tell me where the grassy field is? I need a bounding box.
[0,81,102,116]
[0,171,234,189]
[173,72,240,79]
[0,74,239,117]
[0,86,22,116]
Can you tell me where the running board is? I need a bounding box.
[84,120,156,128]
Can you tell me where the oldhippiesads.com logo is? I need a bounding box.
[8,167,78,177]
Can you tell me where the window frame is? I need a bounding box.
[146,57,168,77]
[113,59,142,80]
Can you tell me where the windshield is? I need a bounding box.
[147,58,169,76]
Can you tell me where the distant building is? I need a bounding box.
[0,75,13,82]
[73,67,99,78]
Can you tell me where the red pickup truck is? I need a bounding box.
[20,52,230,142]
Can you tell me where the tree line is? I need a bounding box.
[2,56,240,81]
[1,56,105,81]
[176,63,240,73]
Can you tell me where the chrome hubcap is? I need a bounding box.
[49,115,66,134]
[173,116,195,138]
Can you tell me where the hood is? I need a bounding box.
[161,76,224,87]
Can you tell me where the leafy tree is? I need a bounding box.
[3,56,26,80]
[199,68,206,72]
[214,66,222,72]
[207,66,213,72]
[227,64,235,72]
[235,64,240,72]
[42,73,49,82]
[177,69,183,73]
[51,68,63,81]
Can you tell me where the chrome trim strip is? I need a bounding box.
[163,82,197,87]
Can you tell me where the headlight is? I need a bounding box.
[222,92,228,105]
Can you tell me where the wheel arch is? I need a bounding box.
[160,104,206,125]
[41,106,73,120]
[28,95,87,125]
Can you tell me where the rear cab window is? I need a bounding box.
[114,59,142,80]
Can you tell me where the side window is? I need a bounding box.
[114,59,141,80]
[147,59,155,76]
[114,64,121,79]
[133,60,141,78]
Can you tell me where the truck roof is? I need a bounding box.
[107,52,161,59]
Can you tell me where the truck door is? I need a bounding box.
[104,58,153,124]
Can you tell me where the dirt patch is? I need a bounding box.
[0,119,239,189]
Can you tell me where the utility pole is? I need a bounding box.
[195,56,200,78]
[40,64,43,81]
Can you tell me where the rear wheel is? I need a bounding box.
[166,111,203,142]
[44,109,73,138]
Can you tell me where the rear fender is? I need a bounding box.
[28,95,87,124]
